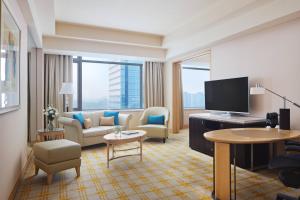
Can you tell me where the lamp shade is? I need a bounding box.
[59,82,73,95]
[250,86,265,95]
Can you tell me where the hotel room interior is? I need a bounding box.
[1,0,300,199]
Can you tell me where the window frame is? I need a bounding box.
[73,56,143,111]
[181,66,210,109]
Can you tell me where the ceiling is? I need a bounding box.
[27,0,300,59]
[54,0,217,35]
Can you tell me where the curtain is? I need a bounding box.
[172,62,184,133]
[144,61,164,108]
[44,54,73,126]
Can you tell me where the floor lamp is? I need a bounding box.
[59,82,73,112]
[250,84,300,130]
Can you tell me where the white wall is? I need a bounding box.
[211,18,300,129]
[0,0,28,199]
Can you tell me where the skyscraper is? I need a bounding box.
[109,64,143,109]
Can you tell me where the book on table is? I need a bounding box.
[122,131,139,135]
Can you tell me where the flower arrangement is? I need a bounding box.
[114,125,122,136]
[43,105,59,130]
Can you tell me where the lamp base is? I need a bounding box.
[279,108,290,130]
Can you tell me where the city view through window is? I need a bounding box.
[73,57,143,110]
[182,65,210,109]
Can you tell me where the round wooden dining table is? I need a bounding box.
[204,128,300,200]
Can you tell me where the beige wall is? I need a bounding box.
[43,36,166,60]
[211,18,300,129]
[56,22,163,47]
[0,0,28,199]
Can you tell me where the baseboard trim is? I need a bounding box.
[183,125,189,129]
[9,149,33,200]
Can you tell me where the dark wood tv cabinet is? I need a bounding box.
[189,113,269,169]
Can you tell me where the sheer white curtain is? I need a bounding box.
[44,54,73,119]
[144,61,164,108]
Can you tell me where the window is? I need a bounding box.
[73,56,143,110]
[182,65,210,109]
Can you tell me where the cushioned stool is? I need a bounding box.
[33,139,81,184]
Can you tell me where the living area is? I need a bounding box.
[2,0,300,200]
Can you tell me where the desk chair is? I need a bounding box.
[285,140,300,152]
[269,142,300,200]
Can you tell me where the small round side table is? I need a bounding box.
[37,128,64,142]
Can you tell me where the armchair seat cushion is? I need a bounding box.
[82,126,125,137]
[138,124,167,138]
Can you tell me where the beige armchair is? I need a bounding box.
[138,107,169,143]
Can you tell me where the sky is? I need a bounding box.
[82,62,110,101]
[182,68,210,94]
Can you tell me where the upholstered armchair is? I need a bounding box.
[138,107,169,143]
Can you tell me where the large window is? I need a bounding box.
[182,65,210,109]
[73,56,143,110]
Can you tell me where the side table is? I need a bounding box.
[37,128,64,142]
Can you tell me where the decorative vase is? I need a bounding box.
[114,125,121,136]
[48,120,54,131]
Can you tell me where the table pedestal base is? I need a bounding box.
[215,142,231,200]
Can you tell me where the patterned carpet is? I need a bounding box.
[15,129,299,200]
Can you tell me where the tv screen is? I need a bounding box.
[205,77,249,113]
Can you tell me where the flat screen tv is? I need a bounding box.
[205,77,249,113]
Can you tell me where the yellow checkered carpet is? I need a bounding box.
[15,129,299,200]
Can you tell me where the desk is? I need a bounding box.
[204,128,300,200]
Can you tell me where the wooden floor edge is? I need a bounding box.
[8,149,33,200]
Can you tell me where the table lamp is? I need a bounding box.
[59,82,73,112]
[250,84,300,130]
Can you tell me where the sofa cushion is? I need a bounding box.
[83,126,113,137]
[88,111,103,127]
[73,113,85,127]
[100,116,115,126]
[104,111,119,125]
[64,111,104,127]
[84,118,92,129]
[33,139,81,165]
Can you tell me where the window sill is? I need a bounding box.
[184,108,205,110]
[74,108,145,112]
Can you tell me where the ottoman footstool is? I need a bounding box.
[33,139,81,184]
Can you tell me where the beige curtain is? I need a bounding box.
[144,61,164,108]
[172,62,184,133]
[44,54,73,125]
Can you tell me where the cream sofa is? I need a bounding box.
[138,107,169,143]
[58,111,132,147]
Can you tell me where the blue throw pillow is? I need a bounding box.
[147,115,165,125]
[73,113,85,127]
[104,111,119,125]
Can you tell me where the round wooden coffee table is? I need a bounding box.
[103,130,146,168]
